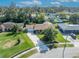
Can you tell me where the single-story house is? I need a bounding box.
[25,21,53,33]
[58,23,79,34]
[0,22,15,32]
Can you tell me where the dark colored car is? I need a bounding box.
[70,33,76,39]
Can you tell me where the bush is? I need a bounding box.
[48,43,58,50]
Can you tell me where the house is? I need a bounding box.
[0,22,15,32]
[58,23,79,34]
[25,22,53,33]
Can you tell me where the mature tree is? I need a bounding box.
[12,24,23,35]
[43,28,57,43]
[33,13,45,24]
[69,14,79,24]
[23,19,30,28]
[4,8,17,22]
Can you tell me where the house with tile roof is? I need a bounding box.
[25,21,53,33]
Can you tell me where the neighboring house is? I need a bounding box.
[58,23,79,34]
[0,22,15,32]
[25,22,53,33]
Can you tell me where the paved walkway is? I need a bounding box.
[29,47,79,58]
[27,33,49,52]
[63,35,79,47]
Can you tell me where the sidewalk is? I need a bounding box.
[63,35,79,47]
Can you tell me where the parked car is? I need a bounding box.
[70,33,76,39]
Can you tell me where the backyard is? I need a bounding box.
[0,32,34,58]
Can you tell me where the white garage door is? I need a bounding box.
[28,29,34,33]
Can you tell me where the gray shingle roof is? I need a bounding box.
[3,22,15,29]
[58,23,79,30]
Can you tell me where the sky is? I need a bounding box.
[0,0,79,7]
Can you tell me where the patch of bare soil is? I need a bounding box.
[2,39,18,49]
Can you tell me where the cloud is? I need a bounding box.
[19,1,33,5]
[16,0,42,7]
[50,2,62,7]
[56,0,79,2]
[51,2,61,5]
[16,4,24,7]
[33,0,42,5]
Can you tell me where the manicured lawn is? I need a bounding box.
[52,43,74,48]
[19,49,38,58]
[58,44,74,47]
[55,30,69,42]
[0,32,34,58]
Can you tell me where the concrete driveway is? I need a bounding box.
[27,33,49,52]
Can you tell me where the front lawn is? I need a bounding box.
[55,30,69,42]
[19,48,38,58]
[0,32,34,58]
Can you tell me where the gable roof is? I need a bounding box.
[0,22,15,30]
[3,22,15,29]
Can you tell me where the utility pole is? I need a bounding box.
[62,35,68,58]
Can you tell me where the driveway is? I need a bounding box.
[27,33,49,52]
[63,35,79,47]
[29,47,79,58]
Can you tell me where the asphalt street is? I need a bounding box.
[29,47,79,58]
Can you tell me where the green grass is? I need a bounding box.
[19,49,38,58]
[0,32,34,58]
[76,35,79,39]
[58,44,74,47]
[37,34,44,40]
[48,43,74,48]
[54,24,69,42]
[75,35,79,41]
[55,30,69,42]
